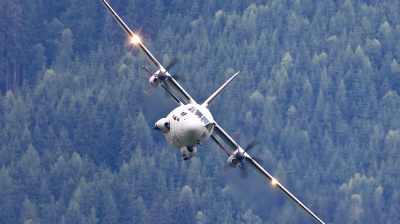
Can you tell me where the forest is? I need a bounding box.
[0,0,400,223]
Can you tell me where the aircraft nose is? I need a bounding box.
[184,122,200,137]
[177,119,203,145]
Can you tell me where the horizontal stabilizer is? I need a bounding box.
[202,71,240,108]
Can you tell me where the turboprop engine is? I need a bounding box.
[139,57,181,95]
[227,154,239,168]
[153,118,170,133]
[149,70,164,88]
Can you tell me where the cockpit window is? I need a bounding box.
[189,106,211,127]
[195,110,203,118]
[201,116,210,125]
[188,107,196,114]
[206,123,213,131]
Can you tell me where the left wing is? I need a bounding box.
[244,156,324,224]
[100,0,196,104]
[213,123,324,224]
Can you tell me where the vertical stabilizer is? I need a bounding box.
[202,71,240,108]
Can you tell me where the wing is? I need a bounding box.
[213,123,324,224]
[100,0,159,69]
[212,123,238,151]
[244,156,324,224]
[100,0,196,104]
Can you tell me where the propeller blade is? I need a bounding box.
[232,132,240,145]
[244,138,259,152]
[240,164,248,179]
[154,52,160,61]
[235,151,245,161]
[221,164,232,174]
[217,145,231,157]
[165,57,180,71]
[143,86,157,95]
[210,135,232,157]
[171,75,186,83]
[138,66,152,77]
[160,74,184,100]
[163,82,172,99]
[252,156,264,166]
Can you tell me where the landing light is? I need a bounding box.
[131,35,141,45]
[271,178,278,186]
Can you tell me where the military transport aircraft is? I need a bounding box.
[100,1,324,223]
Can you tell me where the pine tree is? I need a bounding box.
[0,167,18,223]
[25,44,46,85]
[101,195,119,224]
[143,197,169,224]
[17,144,42,199]
[65,200,85,224]
[54,29,74,72]
[172,185,196,224]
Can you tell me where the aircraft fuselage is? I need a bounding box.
[154,104,214,155]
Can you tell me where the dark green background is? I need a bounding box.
[0,0,399,223]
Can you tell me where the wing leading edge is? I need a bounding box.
[244,156,325,224]
[100,0,160,69]
[100,0,196,104]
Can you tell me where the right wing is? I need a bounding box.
[213,122,324,224]
[100,0,196,104]
[100,0,160,70]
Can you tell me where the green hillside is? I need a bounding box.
[0,0,399,223]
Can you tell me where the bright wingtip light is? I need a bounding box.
[131,35,141,45]
[271,178,278,186]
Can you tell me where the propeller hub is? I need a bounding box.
[221,133,261,179]
[235,151,245,162]
[150,75,161,87]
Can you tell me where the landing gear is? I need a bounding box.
[198,140,203,146]
[183,154,190,160]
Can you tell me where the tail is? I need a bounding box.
[202,71,240,108]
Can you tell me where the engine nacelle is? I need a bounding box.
[227,154,239,168]
[149,74,161,87]
[153,118,170,133]
[180,146,197,160]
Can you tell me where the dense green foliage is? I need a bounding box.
[1,0,400,223]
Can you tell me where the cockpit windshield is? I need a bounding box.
[201,116,210,125]
[195,110,203,118]
[188,107,196,114]
[188,106,211,126]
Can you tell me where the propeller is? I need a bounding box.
[139,66,159,95]
[139,66,152,77]
[165,56,179,72]
[139,56,185,96]
[210,135,233,174]
[163,75,186,99]
[221,132,264,179]
[162,56,187,98]
[221,163,233,174]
